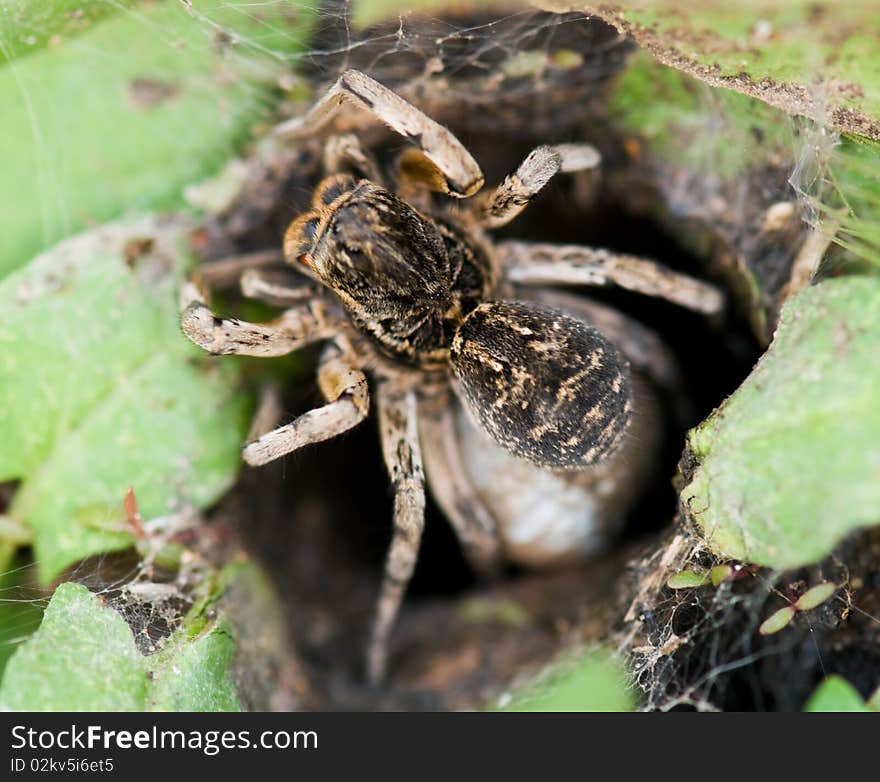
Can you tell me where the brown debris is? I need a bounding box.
[127,77,180,110]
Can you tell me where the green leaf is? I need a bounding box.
[0,0,314,277]
[666,569,710,589]
[146,619,240,712]
[793,582,837,612]
[0,0,136,63]
[506,649,635,712]
[0,217,251,582]
[586,1,880,140]
[710,565,733,586]
[758,606,795,637]
[610,49,793,182]
[804,675,874,713]
[0,582,146,710]
[808,136,880,270]
[680,277,880,569]
[0,581,242,711]
[0,558,44,677]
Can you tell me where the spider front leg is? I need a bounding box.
[275,69,484,198]
[322,132,383,183]
[481,144,601,228]
[242,340,369,466]
[419,393,502,578]
[368,384,426,684]
[239,269,319,307]
[180,282,337,356]
[499,242,724,315]
[197,250,283,289]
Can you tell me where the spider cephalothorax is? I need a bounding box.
[181,69,723,682]
[286,175,494,370]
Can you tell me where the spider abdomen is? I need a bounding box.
[450,300,632,470]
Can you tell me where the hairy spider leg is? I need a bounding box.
[322,132,384,183]
[500,242,724,315]
[481,143,601,229]
[242,340,369,466]
[368,384,426,684]
[179,281,337,356]
[239,269,321,307]
[275,69,484,198]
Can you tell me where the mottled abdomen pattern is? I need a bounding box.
[450,301,632,469]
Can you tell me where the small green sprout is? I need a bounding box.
[759,582,839,636]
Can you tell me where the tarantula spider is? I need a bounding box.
[180,69,722,683]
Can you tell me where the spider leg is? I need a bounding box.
[367,384,426,684]
[197,250,283,289]
[245,384,284,444]
[322,132,383,182]
[242,341,369,466]
[180,281,337,357]
[419,393,502,578]
[239,268,320,306]
[275,69,484,198]
[499,242,724,315]
[482,144,600,228]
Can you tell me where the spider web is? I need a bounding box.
[0,504,206,663]
[619,524,880,712]
[2,1,878,711]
